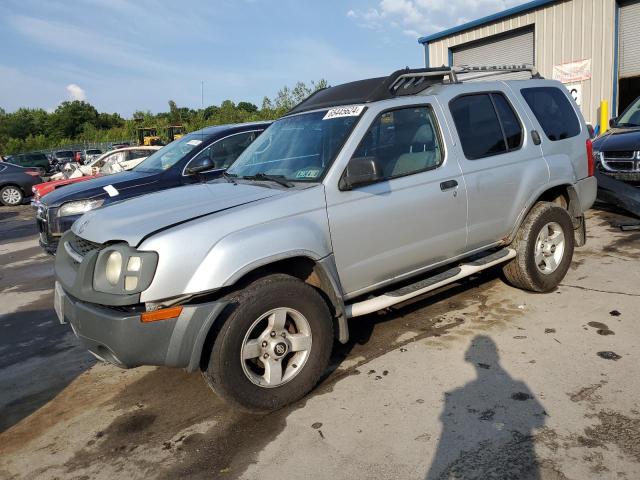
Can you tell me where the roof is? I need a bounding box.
[190,121,272,137]
[418,0,557,45]
[286,68,451,116]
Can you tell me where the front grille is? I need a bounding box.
[66,233,104,263]
[603,151,635,159]
[601,151,640,173]
[604,161,635,171]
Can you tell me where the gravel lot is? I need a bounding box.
[1,203,640,480]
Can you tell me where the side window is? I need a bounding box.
[352,106,443,180]
[450,93,523,159]
[492,94,523,149]
[521,87,580,141]
[127,149,152,160]
[190,131,258,172]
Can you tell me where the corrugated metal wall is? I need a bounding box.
[426,0,617,123]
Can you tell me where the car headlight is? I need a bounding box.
[93,244,158,295]
[59,199,104,217]
[593,149,603,163]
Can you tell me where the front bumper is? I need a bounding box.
[597,169,640,184]
[56,282,228,371]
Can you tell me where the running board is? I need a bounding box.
[345,248,516,318]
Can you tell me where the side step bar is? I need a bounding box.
[345,248,516,318]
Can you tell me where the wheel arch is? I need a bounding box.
[196,253,348,372]
[507,183,586,247]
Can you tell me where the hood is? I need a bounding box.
[42,170,158,207]
[72,182,284,245]
[593,127,640,152]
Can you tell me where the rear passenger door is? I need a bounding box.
[519,86,587,181]
[447,90,549,250]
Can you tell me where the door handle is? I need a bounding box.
[440,180,458,191]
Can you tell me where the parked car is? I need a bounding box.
[33,147,162,204]
[49,146,161,181]
[53,67,596,412]
[593,95,640,185]
[83,149,103,163]
[51,150,76,171]
[5,152,51,175]
[0,162,42,206]
[38,122,269,253]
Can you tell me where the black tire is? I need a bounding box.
[502,202,574,292]
[202,274,333,413]
[0,185,24,206]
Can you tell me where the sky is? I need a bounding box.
[0,0,529,117]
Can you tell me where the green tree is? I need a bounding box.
[49,101,99,138]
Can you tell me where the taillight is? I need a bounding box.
[586,138,594,177]
[25,170,40,177]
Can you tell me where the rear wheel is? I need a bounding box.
[0,186,23,206]
[502,202,574,292]
[202,274,333,412]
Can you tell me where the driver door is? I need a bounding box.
[325,104,468,297]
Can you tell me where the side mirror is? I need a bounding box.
[609,117,618,128]
[340,156,382,190]
[186,158,214,175]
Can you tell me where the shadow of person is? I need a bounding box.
[425,335,546,480]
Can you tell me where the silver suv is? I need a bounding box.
[54,66,597,412]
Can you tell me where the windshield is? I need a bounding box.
[86,149,102,155]
[56,151,74,158]
[617,97,640,127]
[134,133,207,173]
[227,109,362,182]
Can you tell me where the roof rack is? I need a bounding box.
[286,64,542,116]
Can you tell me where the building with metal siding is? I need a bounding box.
[418,0,639,128]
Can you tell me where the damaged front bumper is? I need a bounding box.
[55,282,228,372]
[595,171,640,217]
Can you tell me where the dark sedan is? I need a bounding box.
[36,122,270,253]
[593,95,640,184]
[0,162,42,206]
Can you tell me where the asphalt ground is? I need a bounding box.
[1,203,640,480]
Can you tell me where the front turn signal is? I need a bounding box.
[141,305,183,323]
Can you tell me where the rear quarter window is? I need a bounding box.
[521,87,580,141]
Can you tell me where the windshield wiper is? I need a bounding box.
[222,171,237,184]
[240,173,293,188]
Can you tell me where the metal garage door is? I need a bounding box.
[452,28,534,80]
[619,0,640,78]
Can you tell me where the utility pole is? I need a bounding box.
[201,81,204,109]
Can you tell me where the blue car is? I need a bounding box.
[36,122,270,253]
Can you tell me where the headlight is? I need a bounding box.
[92,244,158,295]
[59,199,104,217]
[105,251,123,285]
[593,150,603,164]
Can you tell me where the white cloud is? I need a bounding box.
[66,83,86,101]
[348,0,529,37]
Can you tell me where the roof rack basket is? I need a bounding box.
[389,64,541,94]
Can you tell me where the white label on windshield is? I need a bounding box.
[103,185,119,197]
[323,105,365,120]
[186,139,202,146]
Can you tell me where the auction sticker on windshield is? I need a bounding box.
[187,139,202,146]
[323,105,365,120]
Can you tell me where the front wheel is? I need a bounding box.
[0,186,23,206]
[502,202,575,292]
[202,274,333,412]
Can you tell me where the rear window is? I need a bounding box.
[85,149,102,155]
[55,151,74,157]
[521,87,580,141]
[449,93,523,159]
